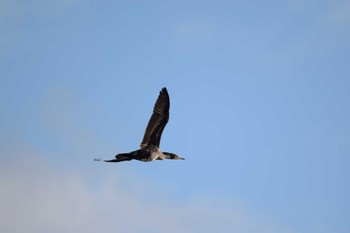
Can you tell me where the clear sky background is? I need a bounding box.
[1,1,349,233]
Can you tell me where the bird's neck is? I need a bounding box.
[162,152,175,159]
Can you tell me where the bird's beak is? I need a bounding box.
[178,157,185,160]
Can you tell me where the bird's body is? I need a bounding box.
[96,87,184,163]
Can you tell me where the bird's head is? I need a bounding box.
[163,152,185,160]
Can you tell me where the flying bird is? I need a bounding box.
[95,87,184,163]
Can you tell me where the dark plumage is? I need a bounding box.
[95,87,184,163]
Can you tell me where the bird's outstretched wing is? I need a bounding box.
[140,87,170,148]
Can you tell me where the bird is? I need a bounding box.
[95,87,184,163]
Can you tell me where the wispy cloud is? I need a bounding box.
[0,154,293,233]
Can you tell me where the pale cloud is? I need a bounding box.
[0,153,294,233]
[0,106,293,233]
[0,97,292,233]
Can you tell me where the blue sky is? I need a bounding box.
[1,0,349,232]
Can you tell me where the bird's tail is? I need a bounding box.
[94,153,132,163]
[105,153,132,162]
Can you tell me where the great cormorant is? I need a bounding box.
[95,87,184,163]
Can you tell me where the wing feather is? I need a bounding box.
[140,87,170,148]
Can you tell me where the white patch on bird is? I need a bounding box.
[150,150,162,161]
